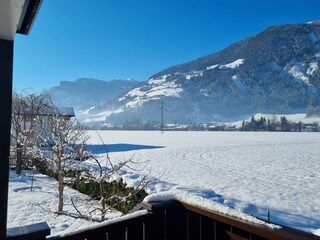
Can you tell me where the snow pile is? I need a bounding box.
[144,190,280,229]
[58,210,148,238]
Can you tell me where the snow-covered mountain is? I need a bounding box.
[49,78,140,114]
[54,21,320,126]
[98,22,320,125]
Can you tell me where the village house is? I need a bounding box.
[11,105,75,145]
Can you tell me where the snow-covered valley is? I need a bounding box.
[8,131,320,236]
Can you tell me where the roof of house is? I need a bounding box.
[16,0,43,35]
[14,106,75,118]
[0,0,43,41]
[49,106,75,117]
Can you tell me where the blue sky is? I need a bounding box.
[14,0,320,92]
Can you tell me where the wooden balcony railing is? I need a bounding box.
[8,200,320,240]
[7,222,50,240]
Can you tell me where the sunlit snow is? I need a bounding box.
[206,64,219,70]
[145,191,280,229]
[82,109,124,123]
[125,97,153,108]
[219,59,245,69]
[126,87,146,97]
[286,64,310,84]
[307,20,320,24]
[123,76,183,108]
[148,75,169,85]
[185,70,204,79]
[8,130,320,236]
[84,130,320,235]
[307,62,319,75]
[7,171,122,236]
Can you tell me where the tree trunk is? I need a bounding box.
[16,143,22,174]
[100,180,105,221]
[58,170,64,212]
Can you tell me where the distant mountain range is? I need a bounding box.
[50,21,320,126]
[49,78,140,111]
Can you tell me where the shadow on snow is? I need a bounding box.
[86,143,165,154]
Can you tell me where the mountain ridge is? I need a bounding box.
[49,78,140,111]
[50,21,320,126]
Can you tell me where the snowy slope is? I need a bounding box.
[78,21,320,126]
[122,75,183,108]
[49,78,140,113]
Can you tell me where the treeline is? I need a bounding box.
[240,116,318,132]
[306,105,320,117]
[85,119,161,131]
[85,116,319,132]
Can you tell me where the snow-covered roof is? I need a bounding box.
[14,106,75,118]
[144,191,280,229]
[49,106,75,117]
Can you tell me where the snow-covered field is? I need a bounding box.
[86,131,320,235]
[8,130,320,236]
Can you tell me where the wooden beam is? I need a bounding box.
[182,202,320,240]
[0,39,14,240]
[226,231,249,240]
[17,0,44,35]
[7,222,50,240]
